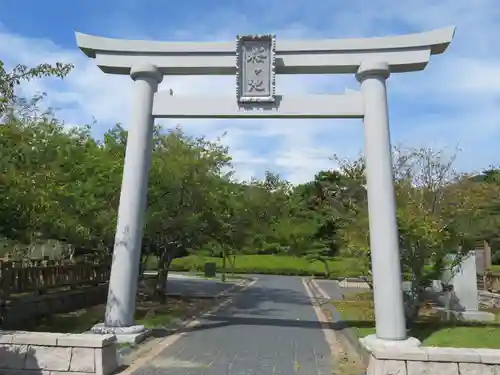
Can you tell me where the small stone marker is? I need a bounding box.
[440,250,494,321]
[476,248,486,276]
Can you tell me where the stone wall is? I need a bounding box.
[366,345,500,375]
[0,331,117,375]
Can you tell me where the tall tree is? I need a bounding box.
[339,147,481,323]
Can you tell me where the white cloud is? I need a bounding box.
[1,0,499,184]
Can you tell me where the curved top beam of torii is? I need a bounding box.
[75,26,455,75]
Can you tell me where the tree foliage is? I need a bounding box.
[2,57,500,314]
[338,147,499,323]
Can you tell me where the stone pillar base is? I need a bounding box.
[91,323,151,344]
[361,334,421,352]
[434,307,495,322]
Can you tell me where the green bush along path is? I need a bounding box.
[316,280,500,350]
[151,254,363,278]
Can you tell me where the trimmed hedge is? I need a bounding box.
[146,254,364,278]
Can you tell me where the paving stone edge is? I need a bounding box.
[306,278,370,366]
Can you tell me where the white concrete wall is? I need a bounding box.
[0,331,117,375]
[365,344,500,375]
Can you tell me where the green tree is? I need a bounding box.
[339,147,480,323]
[0,60,73,117]
[293,162,366,276]
[143,127,231,299]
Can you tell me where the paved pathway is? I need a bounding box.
[313,280,343,301]
[315,279,370,302]
[143,272,237,298]
[166,276,236,298]
[131,275,333,375]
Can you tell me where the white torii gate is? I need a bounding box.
[75,26,455,346]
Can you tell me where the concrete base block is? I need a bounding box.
[435,308,495,322]
[90,323,151,344]
[361,334,421,352]
[114,330,151,344]
[459,310,495,322]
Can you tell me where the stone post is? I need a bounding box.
[355,61,407,343]
[484,240,492,271]
[98,63,162,332]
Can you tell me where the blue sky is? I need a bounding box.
[1,0,499,183]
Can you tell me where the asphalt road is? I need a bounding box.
[131,275,333,375]
[313,280,343,301]
[163,274,236,298]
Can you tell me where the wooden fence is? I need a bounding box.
[0,258,111,301]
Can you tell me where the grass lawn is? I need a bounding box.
[153,254,364,278]
[27,296,213,333]
[332,291,500,349]
[23,278,217,334]
[23,298,210,333]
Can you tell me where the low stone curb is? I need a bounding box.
[307,279,370,366]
